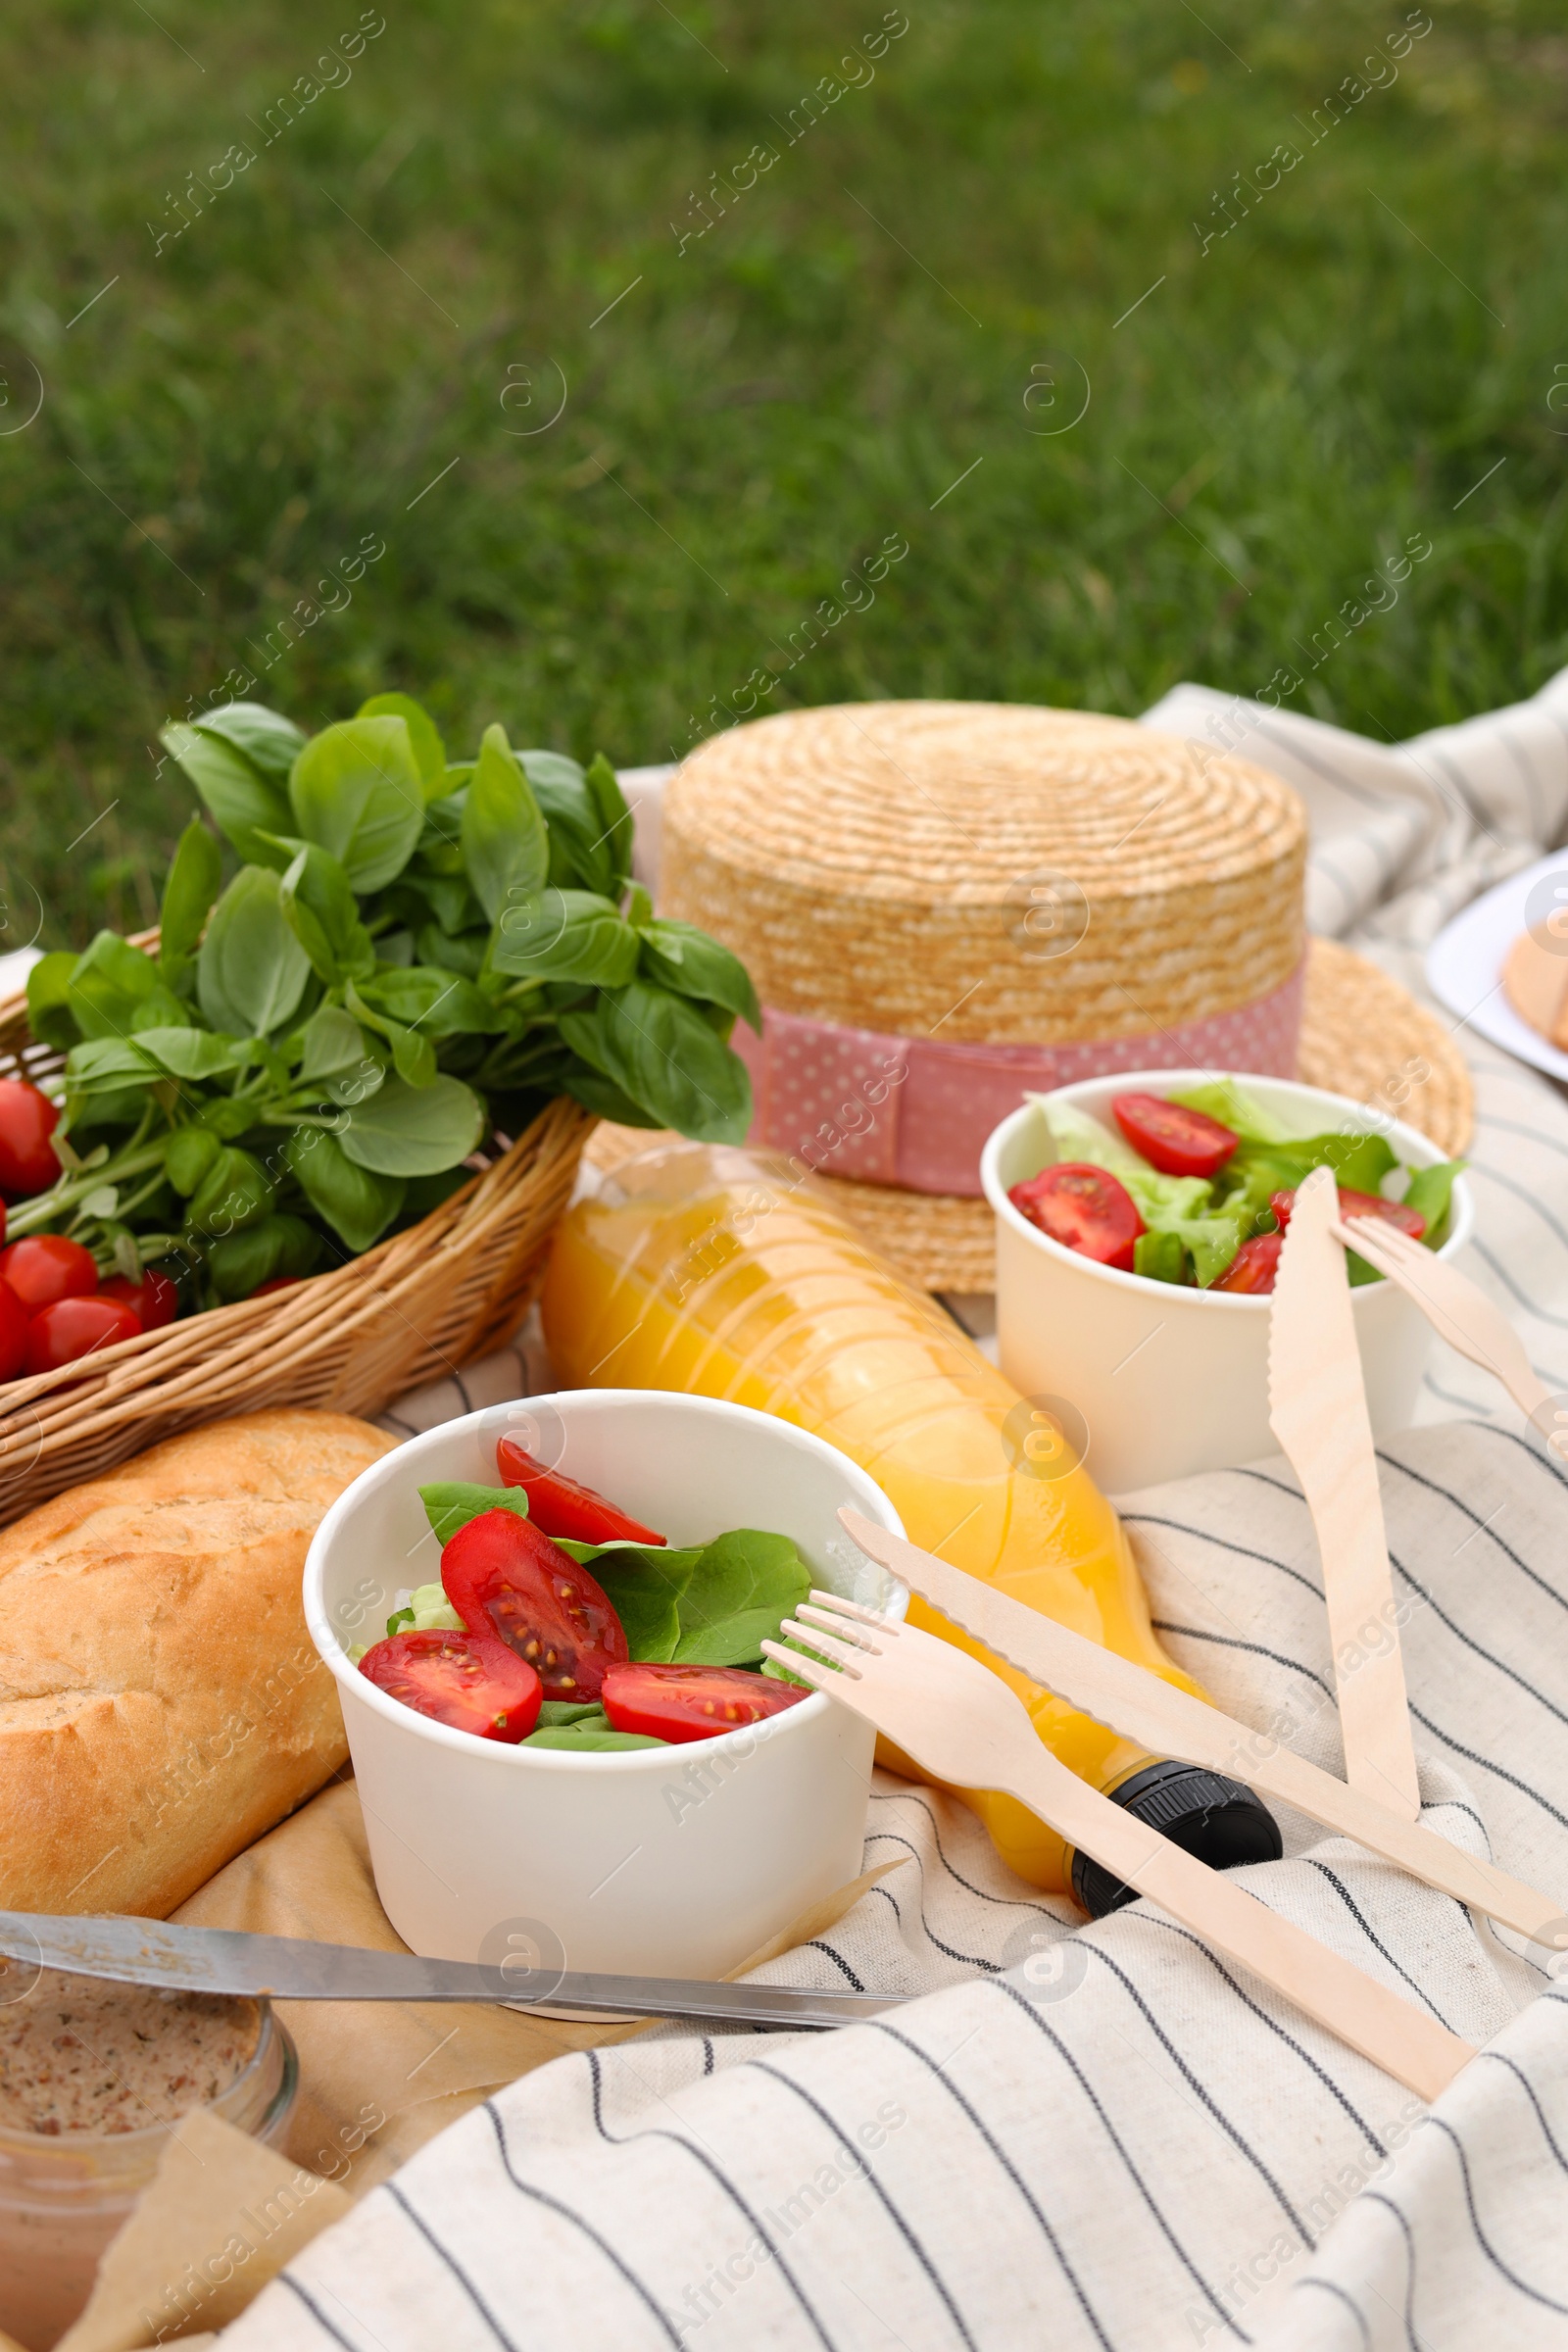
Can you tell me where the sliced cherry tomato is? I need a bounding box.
[24,1296,142,1372]
[101,1268,180,1331]
[0,1080,62,1198]
[0,1235,99,1313]
[1008,1163,1145,1272]
[1269,1186,1425,1242]
[359,1628,542,1742]
[0,1280,27,1383]
[495,1437,666,1546]
[601,1662,809,1745]
[1212,1234,1284,1294]
[1112,1091,1239,1181]
[441,1507,628,1699]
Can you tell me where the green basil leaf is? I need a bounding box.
[358,965,495,1035]
[298,1004,368,1081]
[344,985,437,1090]
[418,1481,530,1546]
[334,1072,484,1175]
[130,1027,248,1081]
[638,918,761,1033]
[286,1128,405,1251]
[492,888,640,989]
[198,867,314,1038]
[668,1529,809,1666]
[162,721,294,868]
[158,818,223,982]
[191,701,308,783]
[24,953,78,1051]
[557,1058,667,1129]
[66,931,160,1040]
[66,1036,157,1092]
[520,750,613,898]
[272,840,377,984]
[357,693,448,800]
[584,754,635,897]
[209,1212,320,1300]
[586,981,753,1144]
[462,724,549,921]
[287,716,425,892]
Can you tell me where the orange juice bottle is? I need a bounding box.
[542,1142,1277,1900]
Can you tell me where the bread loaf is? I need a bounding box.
[0,1409,395,1918]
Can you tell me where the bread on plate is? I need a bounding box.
[0,1408,394,1918]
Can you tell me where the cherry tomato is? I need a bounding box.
[602,1662,809,1745]
[1008,1163,1145,1272]
[253,1277,301,1297]
[24,1296,142,1372]
[0,1280,27,1383]
[101,1268,179,1331]
[0,1080,61,1198]
[1112,1092,1239,1181]
[495,1436,666,1546]
[441,1507,628,1700]
[0,1235,99,1313]
[1212,1234,1284,1294]
[359,1628,542,1742]
[1269,1186,1425,1242]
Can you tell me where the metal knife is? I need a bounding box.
[1267,1162,1422,1821]
[0,1913,906,2032]
[837,1508,1564,1946]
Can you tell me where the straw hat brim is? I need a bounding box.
[581,938,1474,1296]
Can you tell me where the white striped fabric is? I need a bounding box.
[223,678,1568,2352]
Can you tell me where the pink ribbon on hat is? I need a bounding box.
[733,960,1306,1197]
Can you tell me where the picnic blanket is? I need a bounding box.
[222,671,1568,2352]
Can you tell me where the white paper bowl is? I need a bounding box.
[304,1391,906,1980]
[980,1070,1474,1494]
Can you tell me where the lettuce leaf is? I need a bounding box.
[1167,1079,1291,1144]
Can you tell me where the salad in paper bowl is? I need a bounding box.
[980,1070,1474,1490]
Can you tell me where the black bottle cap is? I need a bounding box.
[1070,1760,1284,1920]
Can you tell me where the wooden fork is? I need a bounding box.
[765,1598,1477,2100]
[1336,1214,1564,1453]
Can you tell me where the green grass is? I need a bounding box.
[1,0,1566,946]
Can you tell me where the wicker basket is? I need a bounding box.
[0,961,595,1523]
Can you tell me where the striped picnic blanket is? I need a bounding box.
[224,672,1568,2352]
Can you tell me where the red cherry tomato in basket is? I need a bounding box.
[24,1296,142,1372]
[441,1508,628,1700]
[359,1628,542,1743]
[0,1235,99,1313]
[0,1280,27,1383]
[602,1662,809,1745]
[101,1268,179,1331]
[495,1436,666,1546]
[1211,1234,1284,1295]
[252,1277,301,1298]
[0,1080,62,1198]
[1112,1092,1239,1181]
[1268,1186,1425,1242]
[1007,1163,1145,1272]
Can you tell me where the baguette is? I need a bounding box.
[0,1408,395,1919]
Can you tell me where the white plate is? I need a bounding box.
[1425,853,1568,1082]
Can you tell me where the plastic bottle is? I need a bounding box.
[542,1142,1263,1896]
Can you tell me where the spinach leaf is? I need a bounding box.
[288,716,425,892]
[358,692,447,799]
[198,867,313,1038]
[162,720,295,867]
[670,1529,810,1665]
[1403,1157,1466,1247]
[335,1071,484,1174]
[158,817,222,986]
[463,724,549,919]
[287,1128,405,1250]
[534,1699,604,1728]
[493,888,641,989]
[523,1710,666,1751]
[418,1481,530,1546]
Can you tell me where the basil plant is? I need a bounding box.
[21,694,757,1308]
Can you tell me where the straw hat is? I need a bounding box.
[604,702,1472,1293]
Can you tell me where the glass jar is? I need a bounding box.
[0,1995,298,2352]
